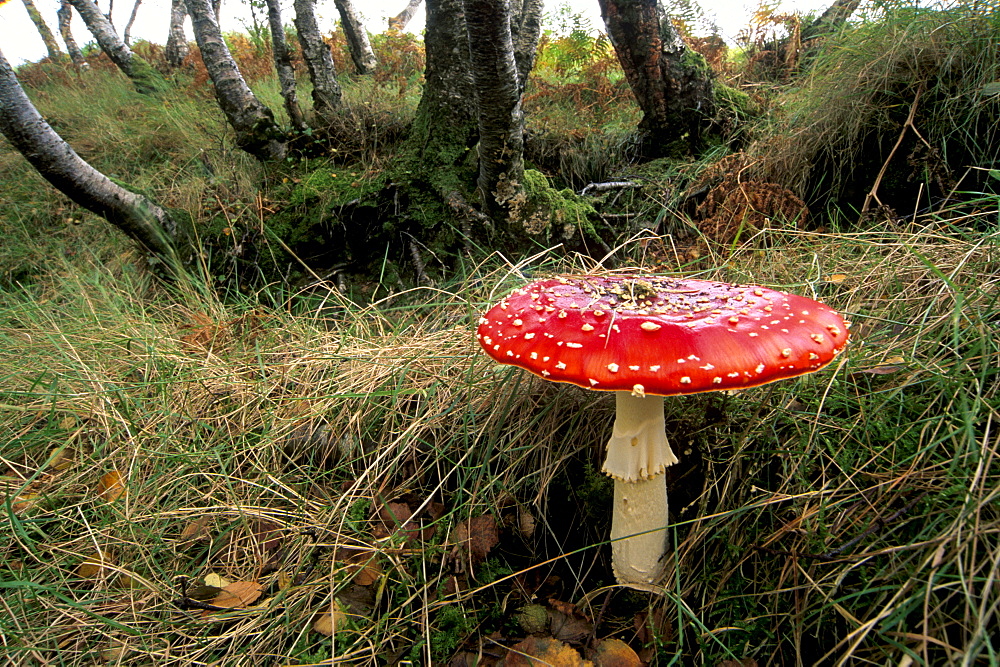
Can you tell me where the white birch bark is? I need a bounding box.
[164,0,190,67]
[21,0,66,62]
[69,0,168,94]
[388,0,422,30]
[123,0,143,46]
[334,0,377,75]
[58,0,90,69]
[185,0,286,160]
[0,48,187,265]
[264,0,307,131]
[293,0,342,123]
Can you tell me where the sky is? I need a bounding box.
[0,0,828,67]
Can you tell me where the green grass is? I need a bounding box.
[1,216,997,663]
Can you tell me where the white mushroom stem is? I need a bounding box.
[602,391,679,587]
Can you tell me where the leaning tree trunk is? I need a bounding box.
[58,0,90,69]
[164,0,190,67]
[388,0,422,30]
[806,0,862,37]
[334,0,377,75]
[293,0,342,124]
[0,49,190,267]
[597,0,715,157]
[265,0,307,132]
[69,0,169,94]
[21,0,66,62]
[465,0,525,224]
[123,0,143,45]
[185,0,286,160]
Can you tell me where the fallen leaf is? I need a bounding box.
[203,572,232,589]
[546,600,593,645]
[97,470,126,502]
[715,660,757,667]
[375,501,423,544]
[332,546,382,586]
[312,599,349,636]
[826,273,848,284]
[590,638,642,666]
[100,640,131,662]
[504,636,590,666]
[205,580,263,611]
[178,516,212,545]
[11,491,40,514]
[77,551,114,579]
[251,519,284,554]
[449,515,499,568]
[47,446,76,471]
[518,508,536,538]
[859,355,907,374]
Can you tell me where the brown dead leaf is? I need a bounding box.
[590,638,642,666]
[251,518,284,554]
[549,606,593,645]
[826,273,848,284]
[178,516,212,545]
[47,446,76,471]
[504,636,591,666]
[77,551,114,579]
[312,599,349,636]
[97,470,126,502]
[449,515,499,569]
[373,498,446,545]
[715,660,757,667]
[11,491,40,515]
[858,356,907,375]
[332,546,382,586]
[375,501,423,544]
[203,580,263,614]
[518,508,536,538]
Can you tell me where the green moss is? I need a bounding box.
[512,169,599,243]
[288,167,388,208]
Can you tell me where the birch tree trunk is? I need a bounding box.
[58,0,90,69]
[69,0,169,94]
[265,0,307,131]
[123,0,143,45]
[164,0,190,67]
[334,0,377,75]
[388,0,422,31]
[597,0,715,157]
[465,0,524,222]
[21,0,67,63]
[185,0,286,160]
[511,0,543,91]
[0,49,190,267]
[293,0,342,124]
[397,0,492,250]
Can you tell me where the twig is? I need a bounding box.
[861,83,925,215]
[580,181,641,196]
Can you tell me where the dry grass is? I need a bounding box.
[1,216,997,664]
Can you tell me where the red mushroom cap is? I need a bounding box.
[477,275,849,396]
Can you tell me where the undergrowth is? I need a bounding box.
[1,215,998,663]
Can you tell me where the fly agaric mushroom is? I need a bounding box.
[477,275,849,587]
